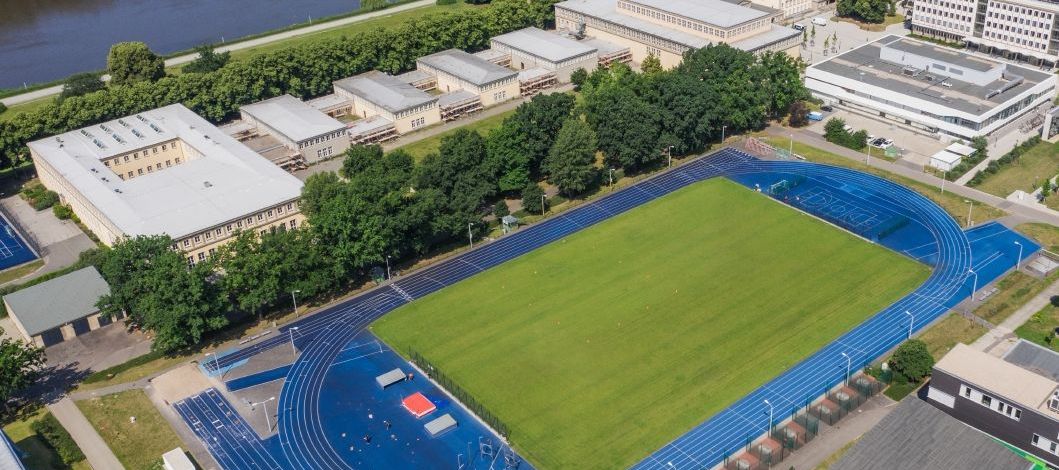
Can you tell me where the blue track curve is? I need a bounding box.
[191,148,1028,469]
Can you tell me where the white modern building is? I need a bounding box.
[805,35,1056,140]
[912,0,1059,67]
[238,95,349,165]
[27,104,305,264]
[490,27,600,82]
[554,0,802,69]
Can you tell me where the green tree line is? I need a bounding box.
[0,0,557,168]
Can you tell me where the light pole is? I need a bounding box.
[721,125,728,144]
[965,200,974,227]
[1015,241,1023,271]
[940,175,946,194]
[666,146,675,167]
[763,399,773,433]
[468,222,474,248]
[866,143,871,166]
[904,310,914,339]
[385,255,392,280]
[289,326,299,358]
[609,168,615,188]
[541,194,546,216]
[789,133,794,157]
[969,268,979,298]
[251,396,276,432]
[291,290,301,316]
[840,352,851,385]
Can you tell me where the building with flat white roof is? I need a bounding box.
[490,27,600,82]
[27,104,305,264]
[416,49,520,107]
[239,94,349,164]
[805,35,1056,140]
[912,0,1059,67]
[554,0,801,69]
[334,71,441,141]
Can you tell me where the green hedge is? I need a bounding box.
[0,0,556,167]
[967,136,1042,187]
[30,412,86,465]
[81,349,167,384]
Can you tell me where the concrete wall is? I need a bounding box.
[929,370,1059,468]
[479,79,520,107]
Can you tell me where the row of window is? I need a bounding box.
[104,143,176,167]
[297,130,345,150]
[987,14,1051,31]
[1032,434,1059,456]
[920,0,974,13]
[316,146,334,159]
[915,5,973,24]
[492,90,508,102]
[187,219,298,265]
[410,116,427,129]
[984,30,1048,50]
[117,158,181,180]
[988,1,1055,19]
[617,1,728,38]
[915,14,973,33]
[559,13,687,57]
[960,384,1022,420]
[180,202,297,249]
[986,22,1050,38]
[396,103,437,120]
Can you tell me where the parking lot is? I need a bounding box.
[793,13,908,66]
[806,108,950,167]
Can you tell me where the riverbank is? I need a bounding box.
[0,0,441,107]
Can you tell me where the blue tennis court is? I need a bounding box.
[0,213,36,271]
[181,149,1036,469]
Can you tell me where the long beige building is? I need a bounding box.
[27,104,305,265]
[239,94,349,164]
[555,0,802,69]
[334,71,442,143]
[416,49,521,107]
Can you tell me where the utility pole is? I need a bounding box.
[468,222,474,248]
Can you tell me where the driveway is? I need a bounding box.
[45,322,152,373]
[0,196,96,286]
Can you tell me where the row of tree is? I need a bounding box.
[836,0,895,24]
[0,0,557,168]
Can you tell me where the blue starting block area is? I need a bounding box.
[225,364,293,393]
[198,348,248,378]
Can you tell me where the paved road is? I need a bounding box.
[49,396,125,470]
[0,0,435,107]
[772,127,1059,227]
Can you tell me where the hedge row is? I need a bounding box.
[967,136,1042,187]
[31,412,86,465]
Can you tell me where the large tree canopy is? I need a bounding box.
[106,42,165,85]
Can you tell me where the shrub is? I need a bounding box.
[0,102,6,114]
[31,412,85,465]
[21,185,59,211]
[52,204,73,220]
[492,200,510,219]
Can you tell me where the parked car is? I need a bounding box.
[812,16,828,26]
[793,23,806,31]
[820,105,833,112]
[807,111,824,121]
[869,137,893,149]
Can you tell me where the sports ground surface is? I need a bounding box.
[373,178,929,468]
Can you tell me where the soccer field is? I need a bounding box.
[372,178,929,469]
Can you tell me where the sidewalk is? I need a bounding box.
[48,396,124,470]
[972,275,1059,355]
[0,0,435,107]
[779,394,898,470]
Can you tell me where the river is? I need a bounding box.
[0,0,364,89]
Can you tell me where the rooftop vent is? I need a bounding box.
[131,129,144,139]
[92,139,106,149]
[149,123,163,134]
[118,119,130,128]
[90,168,98,173]
[135,115,148,122]
[112,134,126,144]
[204,181,213,188]
[99,124,112,133]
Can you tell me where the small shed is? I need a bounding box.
[928,150,962,172]
[375,368,405,388]
[945,142,976,157]
[501,215,519,234]
[162,448,195,470]
[2,266,114,347]
[424,413,457,437]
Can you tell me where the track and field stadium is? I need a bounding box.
[176,148,1036,469]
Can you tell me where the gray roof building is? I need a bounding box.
[3,266,110,337]
[334,71,438,115]
[417,49,518,87]
[239,94,346,144]
[833,398,1031,470]
[491,27,597,64]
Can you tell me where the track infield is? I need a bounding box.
[372,177,929,469]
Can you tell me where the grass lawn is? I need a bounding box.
[974,270,1056,324]
[0,259,43,285]
[373,178,928,468]
[0,96,55,124]
[76,390,185,470]
[225,3,479,63]
[395,109,516,161]
[916,314,988,358]
[1018,223,1059,252]
[1015,302,1059,351]
[973,140,1059,199]
[3,408,90,470]
[763,137,1006,227]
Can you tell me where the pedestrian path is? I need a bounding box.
[48,396,124,470]
[973,275,1059,355]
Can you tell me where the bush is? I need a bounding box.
[52,204,73,220]
[492,200,510,219]
[21,184,59,211]
[31,412,85,465]
[889,339,934,383]
[0,102,6,114]
[521,183,545,214]
[823,117,866,150]
[436,0,458,4]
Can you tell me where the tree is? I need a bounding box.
[570,68,588,91]
[107,42,165,85]
[58,73,105,102]
[641,54,663,74]
[485,121,531,193]
[788,101,809,128]
[506,93,576,177]
[824,117,849,143]
[1044,179,1052,199]
[544,118,598,196]
[0,328,45,410]
[889,339,934,382]
[585,79,662,170]
[493,200,510,219]
[181,45,230,74]
[521,183,545,214]
[340,144,385,179]
[218,230,282,318]
[837,0,890,23]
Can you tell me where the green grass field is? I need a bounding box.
[373,178,929,468]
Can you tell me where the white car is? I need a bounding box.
[812,17,828,26]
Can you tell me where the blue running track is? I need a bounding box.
[182,149,1036,469]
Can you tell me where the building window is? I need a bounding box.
[257,214,264,221]
[287,203,293,210]
[187,256,194,266]
[208,248,215,256]
[137,169,144,176]
[198,252,205,261]
[166,160,171,167]
[194,235,201,243]
[183,240,190,247]
[204,231,211,240]
[267,210,273,218]
[290,219,297,229]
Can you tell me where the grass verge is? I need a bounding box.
[974,270,1056,325]
[1017,223,1059,252]
[0,259,44,285]
[374,178,928,468]
[973,140,1059,200]
[76,390,185,470]
[832,14,905,31]
[395,108,516,161]
[916,313,989,359]
[763,137,1006,226]
[2,408,90,470]
[1015,302,1059,351]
